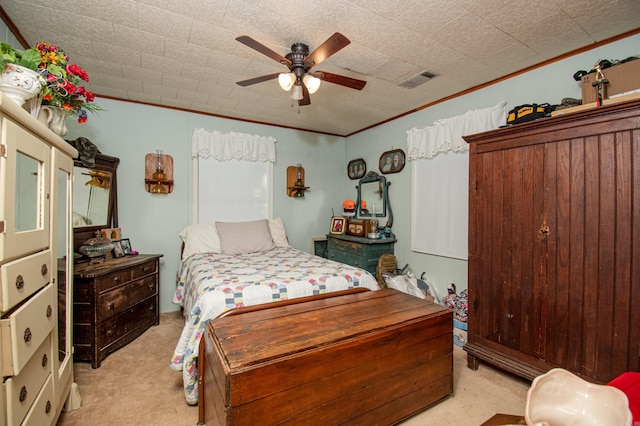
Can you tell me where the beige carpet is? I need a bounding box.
[57,311,530,426]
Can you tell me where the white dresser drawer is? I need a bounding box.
[20,374,54,426]
[0,283,55,376]
[4,335,52,425]
[0,249,51,312]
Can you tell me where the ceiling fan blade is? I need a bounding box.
[236,73,280,87]
[304,32,350,68]
[299,84,311,106]
[313,71,366,90]
[236,36,292,66]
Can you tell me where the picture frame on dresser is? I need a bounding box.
[330,216,346,235]
[120,238,132,254]
[113,240,125,258]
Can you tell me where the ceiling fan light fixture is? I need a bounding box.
[278,72,295,91]
[291,84,303,100]
[303,74,321,94]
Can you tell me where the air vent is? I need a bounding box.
[399,70,438,89]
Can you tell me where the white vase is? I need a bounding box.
[37,106,69,137]
[0,64,43,106]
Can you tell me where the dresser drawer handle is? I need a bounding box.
[148,282,154,291]
[24,328,32,343]
[46,305,52,318]
[143,266,151,274]
[15,275,24,290]
[113,276,121,284]
[106,328,114,337]
[45,400,51,414]
[42,353,48,367]
[41,264,48,276]
[19,386,27,403]
[107,301,115,310]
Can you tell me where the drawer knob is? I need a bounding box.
[143,267,150,273]
[42,353,48,367]
[19,386,27,403]
[107,301,115,310]
[106,328,114,337]
[24,328,32,343]
[46,305,52,318]
[15,275,24,290]
[148,282,154,290]
[41,264,48,276]
[113,276,121,283]
[45,400,51,414]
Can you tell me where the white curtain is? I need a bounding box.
[192,129,276,224]
[407,101,506,159]
[408,102,506,259]
[192,128,276,163]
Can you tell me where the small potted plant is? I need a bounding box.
[0,43,45,105]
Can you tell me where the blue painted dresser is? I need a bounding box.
[326,234,396,275]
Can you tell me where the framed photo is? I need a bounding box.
[112,240,125,258]
[330,216,346,235]
[379,149,405,174]
[120,238,132,255]
[347,158,366,180]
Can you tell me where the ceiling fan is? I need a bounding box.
[235,32,367,106]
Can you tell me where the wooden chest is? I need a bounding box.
[73,254,162,368]
[201,288,453,425]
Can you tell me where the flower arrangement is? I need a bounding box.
[34,41,101,123]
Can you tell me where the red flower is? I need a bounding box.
[66,63,89,82]
[62,80,77,95]
[77,115,88,124]
[85,91,95,102]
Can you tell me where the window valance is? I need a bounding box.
[192,128,276,163]
[407,101,506,160]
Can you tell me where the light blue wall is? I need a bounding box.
[65,103,347,312]
[3,15,638,311]
[346,33,640,301]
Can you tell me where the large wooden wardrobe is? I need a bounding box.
[463,99,640,384]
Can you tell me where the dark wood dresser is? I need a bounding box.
[73,254,162,368]
[463,99,640,384]
[326,234,396,275]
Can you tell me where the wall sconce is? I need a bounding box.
[145,150,174,194]
[286,163,309,198]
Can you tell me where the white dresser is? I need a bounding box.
[0,93,80,425]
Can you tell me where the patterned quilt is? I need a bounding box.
[170,246,379,405]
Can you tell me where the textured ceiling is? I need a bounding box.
[1,0,639,136]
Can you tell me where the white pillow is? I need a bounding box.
[216,219,276,255]
[269,217,289,247]
[179,224,221,259]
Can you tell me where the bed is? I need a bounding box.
[170,219,380,405]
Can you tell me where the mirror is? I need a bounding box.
[356,171,392,224]
[73,153,119,252]
[15,151,41,232]
[56,165,69,363]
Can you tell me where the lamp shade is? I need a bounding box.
[291,84,303,100]
[303,74,321,94]
[278,73,295,91]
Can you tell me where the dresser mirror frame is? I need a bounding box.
[72,153,119,252]
[356,171,392,224]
